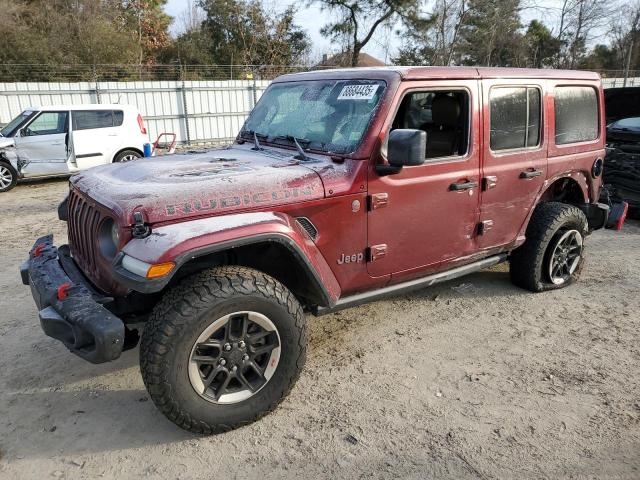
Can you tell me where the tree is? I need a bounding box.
[315,0,420,67]
[167,0,310,69]
[457,0,524,66]
[120,0,172,65]
[394,0,471,66]
[555,0,613,68]
[523,20,562,68]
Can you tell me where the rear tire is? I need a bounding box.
[139,266,307,434]
[113,149,142,163]
[510,202,588,292]
[0,161,17,193]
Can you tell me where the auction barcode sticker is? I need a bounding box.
[337,84,378,100]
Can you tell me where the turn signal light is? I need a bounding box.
[146,262,175,279]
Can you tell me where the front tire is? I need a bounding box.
[140,266,307,434]
[510,202,588,292]
[0,161,17,193]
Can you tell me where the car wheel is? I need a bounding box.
[113,150,142,163]
[510,202,588,292]
[139,266,307,434]
[0,162,18,193]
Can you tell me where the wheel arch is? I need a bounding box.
[170,236,336,308]
[116,213,341,309]
[516,174,590,243]
[112,147,143,163]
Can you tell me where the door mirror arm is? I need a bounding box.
[376,129,426,176]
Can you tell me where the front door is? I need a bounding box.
[367,80,482,278]
[15,111,70,177]
[477,80,547,250]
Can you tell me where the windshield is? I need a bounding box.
[609,117,640,130]
[241,79,386,154]
[1,110,36,137]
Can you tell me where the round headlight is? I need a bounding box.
[111,222,120,247]
[98,218,118,259]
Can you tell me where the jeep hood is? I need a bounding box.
[71,145,326,225]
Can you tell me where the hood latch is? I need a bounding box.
[132,211,151,239]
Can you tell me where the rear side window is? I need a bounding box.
[554,86,598,145]
[73,110,114,130]
[490,87,541,151]
[113,110,124,126]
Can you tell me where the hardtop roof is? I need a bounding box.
[274,66,600,83]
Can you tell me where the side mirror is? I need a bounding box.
[17,128,25,137]
[377,129,426,176]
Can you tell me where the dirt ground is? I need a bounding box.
[0,178,639,480]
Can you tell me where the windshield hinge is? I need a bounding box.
[132,211,151,239]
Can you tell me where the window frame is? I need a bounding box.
[23,110,69,136]
[72,109,116,131]
[384,86,473,165]
[552,85,600,147]
[488,85,543,155]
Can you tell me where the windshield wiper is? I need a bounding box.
[292,137,312,162]
[271,135,314,161]
[252,132,263,151]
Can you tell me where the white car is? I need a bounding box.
[0,104,149,192]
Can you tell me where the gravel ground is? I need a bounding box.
[0,178,639,479]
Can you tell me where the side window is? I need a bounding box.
[490,87,541,151]
[391,90,469,160]
[24,111,68,136]
[73,110,114,130]
[113,110,124,127]
[554,86,598,145]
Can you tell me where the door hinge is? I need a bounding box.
[368,244,388,262]
[368,192,389,211]
[482,176,498,191]
[478,220,494,235]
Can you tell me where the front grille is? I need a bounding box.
[67,189,104,276]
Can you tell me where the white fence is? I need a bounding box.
[602,77,640,89]
[0,76,634,145]
[0,80,271,145]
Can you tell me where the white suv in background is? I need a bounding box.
[0,104,149,192]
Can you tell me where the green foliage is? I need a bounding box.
[0,0,172,80]
[165,0,310,68]
[457,0,523,66]
[524,20,562,68]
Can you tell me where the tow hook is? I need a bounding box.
[132,211,151,239]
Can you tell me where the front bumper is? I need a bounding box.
[21,235,125,364]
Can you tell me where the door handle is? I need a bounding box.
[449,180,478,191]
[520,169,543,179]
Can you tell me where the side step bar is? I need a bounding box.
[314,253,508,316]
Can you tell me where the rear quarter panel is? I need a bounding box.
[546,79,605,203]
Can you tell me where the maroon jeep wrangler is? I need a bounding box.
[22,67,623,433]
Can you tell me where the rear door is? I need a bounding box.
[71,109,118,169]
[367,79,482,278]
[15,110,70,176]
[477,80,547,250]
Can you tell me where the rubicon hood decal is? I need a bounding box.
[71,145,325,225]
